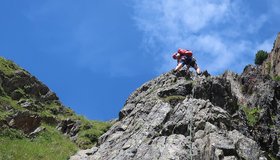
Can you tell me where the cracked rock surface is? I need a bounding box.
[71,65,280,160]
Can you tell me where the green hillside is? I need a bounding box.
[0,57,112,159]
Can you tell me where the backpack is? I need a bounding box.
[178,48,193,57]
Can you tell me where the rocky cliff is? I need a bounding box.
[71,37,280,160]
[262,33,280,77]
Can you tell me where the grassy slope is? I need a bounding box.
[0,57,112,159]
[0,126,77,160]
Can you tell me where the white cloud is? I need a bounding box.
[247,15,268,34]
[133,0,231,45]
[132,0,274,74]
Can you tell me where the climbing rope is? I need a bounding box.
[187,105,194,160]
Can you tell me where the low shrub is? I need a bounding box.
[255,50,268,65]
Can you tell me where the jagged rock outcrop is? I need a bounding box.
[1,70,59,102]
[7,111,41,134]
[56,118,81,138]
[71,63,280,159]
[224,65,280,158]
[262,32,280,77]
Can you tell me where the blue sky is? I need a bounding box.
[0,0,279,121]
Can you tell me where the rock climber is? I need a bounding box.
[172,48,201,75]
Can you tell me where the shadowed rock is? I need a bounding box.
[7,111,41,134]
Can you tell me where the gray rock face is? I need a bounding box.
[72,68,280,159]
[56,118,81,137]
[224,65,280,158]
[262,32,280,77]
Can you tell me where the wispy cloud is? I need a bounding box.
[132,0,275,74]
[247,15,268,34]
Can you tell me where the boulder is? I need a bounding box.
[56,118,81,137]
[7,111,41,134]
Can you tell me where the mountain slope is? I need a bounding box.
[0,57,111,159]
[71,35,280,160]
